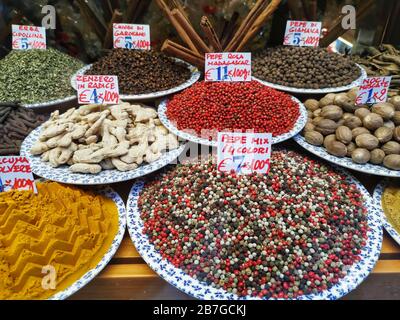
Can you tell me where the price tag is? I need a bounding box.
[283,20,321,47]
[113,23,151,50]
[0,156,37,193]
[356,76,392,105]
[217,132,272,175]
[205,52,251,82]
[76,75,120,105]
[12,24,46,50]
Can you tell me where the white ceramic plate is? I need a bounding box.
[294,134,400,177]
[48,184,126,300]
[71,59,201,101]
[20,125,186,185]
[158,96,308,147]
[126,164,382,300]
[253,64,367,94]
[22,95,77,109]
[373,180,400,246]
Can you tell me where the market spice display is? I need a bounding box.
[0,48,83,104]
[166,81,300,141]
[85,49,192,95]
[139,150,368,299]
[382,184,400,233]
[0,181,119,299]
[0,104,46,155]
[253,46,361,89]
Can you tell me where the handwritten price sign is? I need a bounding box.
[283,20,321,47]
[217,132,272,175]
[12,24,46,50]
[0,156,36,193]
[113,23,151,50]
[356,76,392,105]
[205,52,251,82]
[76,75,120,104]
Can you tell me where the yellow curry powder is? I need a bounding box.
[0,181,119,299]
[382,185,400,234]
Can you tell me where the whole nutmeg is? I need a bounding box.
[303,122,315,132]
[333,93,350,105]
[370,148,385,164]
[323,134,337,148]
[307,110,313,119]
[326,140,347,157]
[337,119,345,126]
[363,113,384,130]
[389,96,400,111]
[336,126,352,144]
[319,94,335,107]
[304,99,320,111]
[371,102,395,121]
[383,154,400,170]
[305,131,324,146]
[342,113,354,120]
[351,148,371,164]
[374,127,393,144]
[347,142,356,156]
[315,118,337,135]
[354,108,370,120]
[313,109,322,117]
[344,115,362,129]
[347,87,358,101]
[341,100,358,113]
[384,120,395,129]
[393,126,400,142]
[352,127,370,138]
[393,111,400,125]
[321,105,343,121]
[382,141,400,155]
[313,116,324,125]
[355,133,379,150]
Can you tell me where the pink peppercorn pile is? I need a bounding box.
[166,81,300,141]
[139,150,368,299]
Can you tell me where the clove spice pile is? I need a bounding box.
[0,104,46,155]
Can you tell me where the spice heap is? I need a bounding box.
[253,47,361,89]
[0,104,46,155]
[381,184,400,233]
[0,181,119,299]
[85,49,191,95]
[139,150,368,299]
[0,48,83,104]
[30,103,179,174]
[166,81,300,141]
[303,90,400,170]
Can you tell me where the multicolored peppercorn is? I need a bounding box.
[166,81,300,141]
[139,150,368,299]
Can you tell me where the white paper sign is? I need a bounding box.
[76,75,120,105]
[356,76,392,105]
[0,156,37,193]
[217,132,272,175]
[283,20,321,47]
[113,23,151,50]
[12,24,46,50]
[205,52,251,82]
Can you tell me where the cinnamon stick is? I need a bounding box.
[220,12,239,49]
[103,9,123,49]
[162,40,204,69]
[200,16,223,52]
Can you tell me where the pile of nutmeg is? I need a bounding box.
[302,90,400,170]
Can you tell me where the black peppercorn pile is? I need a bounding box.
[139,150,368,299]
[85,49,192,95]
[0,104,46,155]
[253,47,361,89]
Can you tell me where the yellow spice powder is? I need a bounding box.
[382,185,400,234]
[0,181,119,300]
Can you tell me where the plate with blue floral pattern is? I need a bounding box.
[126,164,382,300]
[20,125,186,185]
[158,96,308,147]
[373,180,400,246]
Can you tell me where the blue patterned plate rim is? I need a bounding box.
[21,94,77,109]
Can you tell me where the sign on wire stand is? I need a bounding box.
[283,20,322,47]
[0,156,37,193]
[356,76,392,105]
[113,23,151,50]
[12,24,46,50]
[217,132,272,175]
[76,75,120,104]
[205,52,251,82]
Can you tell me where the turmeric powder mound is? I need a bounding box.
[382,185,400,234]
[0,181,119,300]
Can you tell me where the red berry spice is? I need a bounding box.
[139,150,368,299]
[166,81,300,141]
